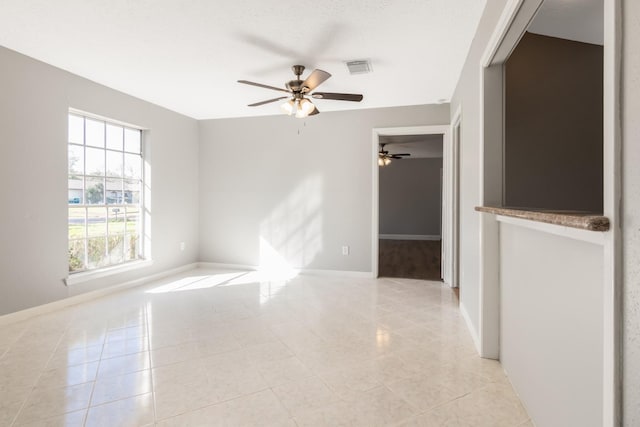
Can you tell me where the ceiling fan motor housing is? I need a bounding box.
[286,80,304,93]
[287,65,308,93]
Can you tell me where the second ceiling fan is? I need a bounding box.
[378,143,410,166]
[238,65,363,118]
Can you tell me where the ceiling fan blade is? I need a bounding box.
[248,96,289,107]
[308,105,320,116]
[391,153,411,157]
[238,80,290,93]
[301,69,331,92]
[311,92,363,102]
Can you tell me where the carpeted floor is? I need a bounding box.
[378,239,442,281]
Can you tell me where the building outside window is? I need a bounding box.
[68,112,144,272]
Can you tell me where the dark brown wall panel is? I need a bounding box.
[505,32,603,212]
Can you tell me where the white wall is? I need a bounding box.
[0,46,200,315]
[379,157,442,236]
[622,0,640,423]
[449,0,509,344]
[198,105,449,273]
[500,222,603,426]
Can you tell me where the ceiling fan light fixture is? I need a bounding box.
[378,156,391,166]
[281,99,295,115]
[295,98,315,118]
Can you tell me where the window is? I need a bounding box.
[68,112,144,273]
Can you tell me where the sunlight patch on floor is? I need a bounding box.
[145,272,247,293]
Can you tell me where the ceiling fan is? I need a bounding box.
[238,65,363,118]
[379,143,410,166]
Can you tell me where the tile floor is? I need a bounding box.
[0,268,531,426]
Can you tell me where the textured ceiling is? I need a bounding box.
[528,0,603,45]
[0,0,486,119]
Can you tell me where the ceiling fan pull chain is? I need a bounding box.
[297,121,307,136]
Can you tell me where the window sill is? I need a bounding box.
[65,259,153,286]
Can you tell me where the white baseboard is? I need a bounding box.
[0,263,198,326]
[197,262,373,279]
[379,234,441,241]
[459,300,482,356]
[197,262,257,271]
[301,269,374,278]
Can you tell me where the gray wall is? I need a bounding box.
[379,158,442,236]
[0,46,200,315]
[504,32,603,212]
[198,105,450,272]
[449,0,510,343]
[623,0,640,424]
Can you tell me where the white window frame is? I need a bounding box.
[67,110,147,278]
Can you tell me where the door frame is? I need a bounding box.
[371,125,453,284]
[450,107,462,288]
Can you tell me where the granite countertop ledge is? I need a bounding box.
[475,206,610,232]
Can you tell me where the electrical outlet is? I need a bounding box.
[180,242,186,252]
[342,246,350,255]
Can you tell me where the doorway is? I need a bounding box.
[371,125,456,285]
[378,134,443,281]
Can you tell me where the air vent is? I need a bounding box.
[345,60,372,75]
